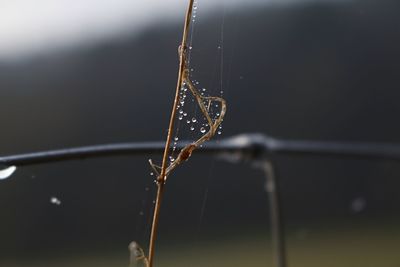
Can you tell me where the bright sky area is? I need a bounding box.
[0,0,341,61]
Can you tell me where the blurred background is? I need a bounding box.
[1,0,400,266]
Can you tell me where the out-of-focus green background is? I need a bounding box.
[1,0,400,266]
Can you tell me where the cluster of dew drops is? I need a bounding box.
[167,76,223,166]
[192,0,198,22]
[150,0,224,170]
[168,0,225,164]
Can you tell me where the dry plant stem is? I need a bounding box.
[147,1,195,266]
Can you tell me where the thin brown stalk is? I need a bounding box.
[147,1,195,266]
[139,0,227,266]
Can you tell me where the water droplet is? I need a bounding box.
[179,109,184,114]
[169,156,175,162]
[150,172,154,176]
[195,81,199,85]
[174,137,179,141]
[190,126,195,131]
[200,127,206,133]
[186,120,191,124]
[194,5,198,10]
[189,46,193,50]
[218,131,222,135]
[153,200,156,204]
[216,112,220,116]
[50,197,61,206]
[217,45,221,49]
[192,117,197,123]
[183,87,188,92]
[0,166,17,180]
[178,115,183,120]
[350,197,366,213]
[190,68,194,72]
[183,112,187,116]
[202,88,206,92]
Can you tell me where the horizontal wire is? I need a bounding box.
[1,133,400,167]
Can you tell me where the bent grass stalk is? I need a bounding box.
[130,0,226,266]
